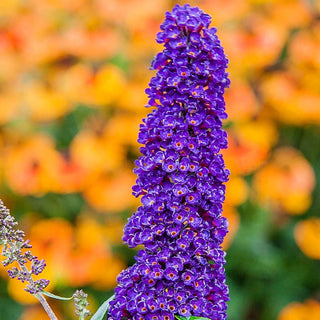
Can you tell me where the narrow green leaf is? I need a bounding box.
[41,291,73,301]
[174,316,210,320]
[175,316,187,320]
[90,294,115,320]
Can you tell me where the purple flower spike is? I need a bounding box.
[108,4,230,320]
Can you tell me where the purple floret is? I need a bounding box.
[108,4,230,320]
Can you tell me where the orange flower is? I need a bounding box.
[278,299,320,320]
[91,65,126,106]
[294,218,320,260]
[70,128,125,179]
[225,80,260,122]
[105,114,143,151]
[192,0,250,25]
[253,147,315,215]
[103,218,126,245]
[0,0,22,17]
[49,64,96,106]
[126,31,161,64]
[223,133,266,176]
[0,51,20,85]
[117,83,149,113]
[94,0,167,31]
[221,16,285,75]
[29,218,74,284]
[53,156,88,194]
[20,305,61,320]
[0,255,9,279]
[28,216,124,288]
[0,92,19,125]
[288,23,320,69]
[64,216,125,288]
[60,27,120,60]
[22,81,71,122]
[222,205,240,250]
[91,256,125,290]
[261,71,320,125]
[4,134,63,195]
[83,169,137,212]
[64,217,110,286]
[266,0,312,32]
[29,0,88,11]
[222,120,278,175]
[225,175,249,207]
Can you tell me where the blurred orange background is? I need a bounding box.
[0,0,320,320]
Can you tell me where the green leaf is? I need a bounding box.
[90,294,115,320]
[174,316,210,320]
[41,291,73,301]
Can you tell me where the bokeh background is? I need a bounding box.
[0,0,320,319]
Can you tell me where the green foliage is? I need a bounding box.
[0,281,23,320]
[226,200,320,320]
[13,192,85,221]
[175,316,210,320]
[0,297,23,320]
[90,294,115,320]
[41,291,73,301]
[41,105,97,151]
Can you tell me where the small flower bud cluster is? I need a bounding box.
[0,199,49,294]
[108,4,230,320]
[73,289,91,319]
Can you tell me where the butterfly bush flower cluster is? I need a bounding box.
[108,4,230,320]
[0,199,49,294]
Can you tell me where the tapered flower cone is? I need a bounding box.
[108,4,230,320]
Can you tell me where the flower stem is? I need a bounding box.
[34,292,59,320]
[19,264,58,320]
